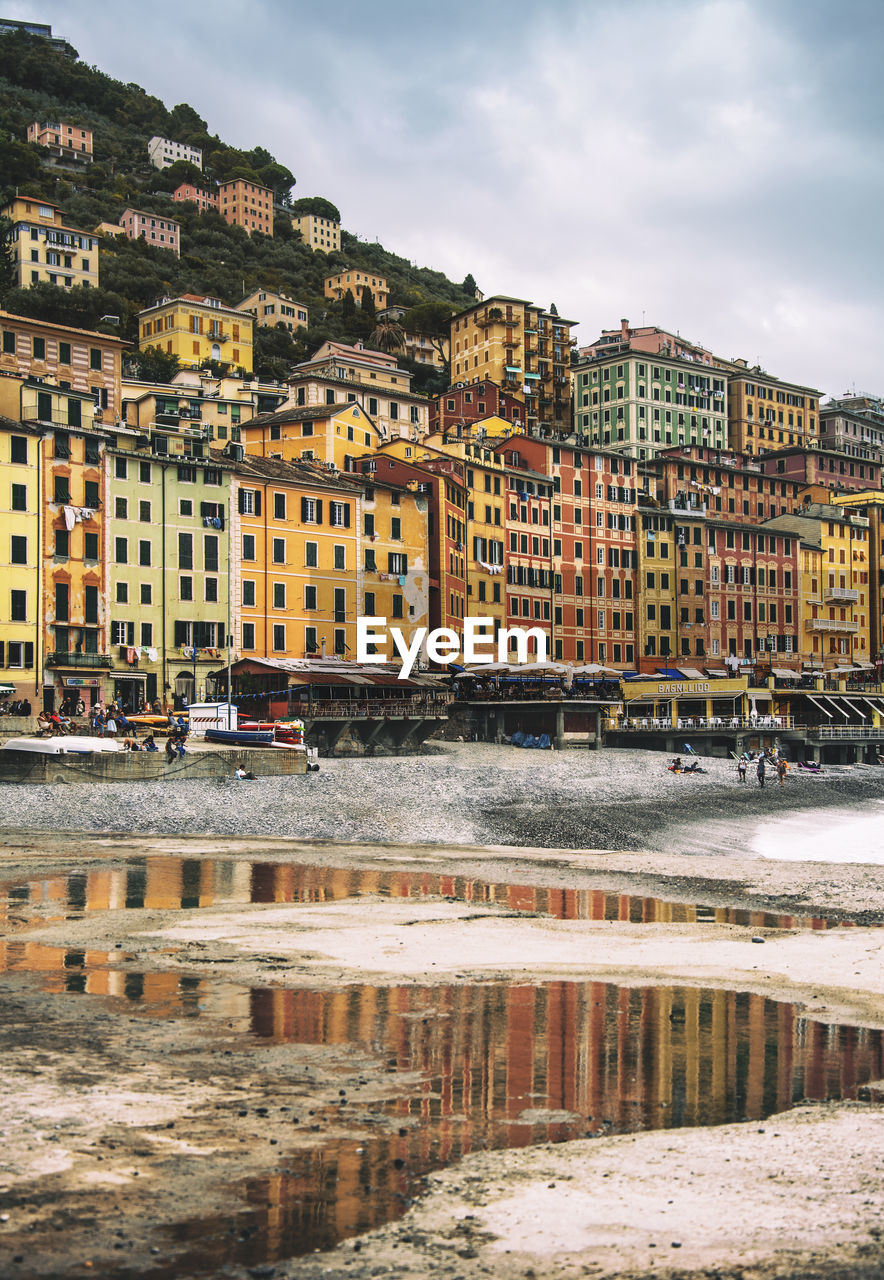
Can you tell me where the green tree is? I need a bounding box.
[549,302,559,316]
[462,272,478,297]
[125,345,181,382]
[253,323,299,380]
[341,288,356,324]
[406,300,454,370]
[0,216,17,303]
[290,196,341,223]
[369,316,405,355]
[360,285,376,320]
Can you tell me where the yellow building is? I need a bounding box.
[423,421,508,636]
[450,295,576,435]
[718,359,820,456]
[241,401,380,471]
[288,341,430,442]
[360,476,430,642]
[138,295,253,374]
[324,270,389,309]
[229,454,361,660]
[0,310,125,423]
[0,416,41,700]
[292,213,340,253]
[838,490,884,665]
[1,197,98,290]
[766,504,871,667]
[236,289,308,333]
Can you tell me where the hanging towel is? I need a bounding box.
[63,505,76,531]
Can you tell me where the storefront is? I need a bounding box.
[47,675,103,715]
[620,674,750,726]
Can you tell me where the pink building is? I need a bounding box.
[27,120,93,164]
[119,209,181,257]
[580,318,714,365]
[172,182,218,214]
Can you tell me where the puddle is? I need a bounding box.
[0,855,851,931]
[2,942,882,1274]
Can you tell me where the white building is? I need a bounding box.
[147,136,203,171]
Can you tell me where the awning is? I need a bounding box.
[656,668,684,678]
[0,683,16,695]
[823,696,851,722]
[677,667,706,679]
[861,697,882,717]
[771,667,799,679]
[807,694,833,719]
[704,669,728,678]
[842,697,867,721]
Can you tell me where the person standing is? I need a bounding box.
[737,755,747,784]
[756,756,766,789]
[776,757,788,787]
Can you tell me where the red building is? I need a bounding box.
[705,521,800,665]
[758,446,882,494]
[430,379,526,435]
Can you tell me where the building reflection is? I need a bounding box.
[0,857,837,931]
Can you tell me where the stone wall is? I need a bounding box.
[0,746,307,785]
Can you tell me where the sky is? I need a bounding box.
[8,0,884,399]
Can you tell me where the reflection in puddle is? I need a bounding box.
[0,855,851,931]
[2,942,882,1274]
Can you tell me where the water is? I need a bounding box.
[751,800,884,864]
[2,939,882,1274]
[0,855,854,931]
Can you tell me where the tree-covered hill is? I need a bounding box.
[0,28,476,388]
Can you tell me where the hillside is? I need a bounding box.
[0,28,476,389]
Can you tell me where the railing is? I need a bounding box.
[805,618,858,633]
[823,587,860,603]
[611,716,795,731]
[302,697,451,719]
[46,651,112,668]
[810,725,884,740]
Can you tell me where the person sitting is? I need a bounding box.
[165,735,177,762]
[235,766,247,780]
[668,757,683,772]
[121,737,140,751]
[36,710,52,736]
[143,734,158,752]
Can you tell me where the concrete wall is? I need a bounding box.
[0,745,306,784]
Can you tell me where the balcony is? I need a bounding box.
[46,651,113,668]
[824,586,860,604]
[805,617,859,633]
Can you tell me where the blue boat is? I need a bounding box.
[205,728,274,746]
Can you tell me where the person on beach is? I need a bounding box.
[737,755,747,784]
[669,757,682,772]
[143,734,158,752]
[756,756,766,788]
[776,757,788,787]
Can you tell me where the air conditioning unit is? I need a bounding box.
[226,443,244,461]
[153,436,168,455]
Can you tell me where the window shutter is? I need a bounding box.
[238,489,246,514]
[301,496,309,521]
[217,623,225,648]
[24,642,33,668]
[254,489,261,516]
[316,499,323,524]
[343,504,350,527]
[174,620,187,646]
[127,621,135,645]
[0,641,4,666]
[200,502,209,517]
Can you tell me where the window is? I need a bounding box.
[116,582,128,604]
[330,501,350,527]
[242,622,255,650]
[334,544,346,570]
[84,532,98,560]
[115,456,128,480]
[178,532,193,570]
[273,624,286,651]
[273,583,286,609]
[242,534,256,560]
[242,580,256,608]
[305,541,318,568]
[334,587,346,622]
[140,623,153,647]
[114,536,128,564]
[11,483,26,511]
[273,492,286,519]
[10,436,27,465]
[304,584,317,610]
[180,576,193,601]
[115,496,128,520]
[388,552,408,575]
[301,497,320,523]
[272,537,285,564]
[140,583,152,605]
[10,590,26,622]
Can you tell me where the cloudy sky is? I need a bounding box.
[10,0,884,398]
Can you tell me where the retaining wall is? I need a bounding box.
[0,746,307,785]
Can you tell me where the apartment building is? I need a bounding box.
[292,212,340,252]
[27,119,93,163]
[119,208,180,256]
[718,359,820,455]
[138,295,254,374]
[0,417,42,698]
[450,296,575,437]
[237,289,308,333]
[2,197,98,291]
[819,396,884,463]
[147,136,203,170]
[286,341,429,441]
[172,182,218,213]
[430,379,526,434]
[0,309,125,423]
[324,271,389,309]
[759,446,882,494]
[241,402,379,471]
[218,179,273,236]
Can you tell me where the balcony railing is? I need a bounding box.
[46,651,112,668]
[611,715,795,731]
[805,618,859,633]
[823,587,859,604]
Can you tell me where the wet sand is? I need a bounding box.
[1,745,883,1278]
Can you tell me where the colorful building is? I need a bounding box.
[0,416,42,699]
[0,310,125,425]
[172,182,218,213]
[147,136,202,169]
[579,318,714,366]
[572,348,728,460]
[292,212,340,252]
[450,295,576,437]
[236,289,308,333]
[1,197,98,291]
[718,359,820,456]
[218,179,273,236]
[241,401,379,471]
[759,446,881,495]
[324,271,389,310]
[119,208,180,257]
[818,396,884,463]
[27,120,93,163]
[138,295,254,374]
[286,341,429,442]
[430,378,526,435]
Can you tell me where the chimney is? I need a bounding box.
[621,318,629,340]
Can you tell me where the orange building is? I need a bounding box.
[27,119,93,163]
[218,179,273,236]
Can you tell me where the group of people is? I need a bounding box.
[0,698,33,718]
[668,756,706,774]
[737,749,788,788]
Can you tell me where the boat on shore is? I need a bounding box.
[205,728,274,746]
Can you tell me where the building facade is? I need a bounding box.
[27,120,93,163]
[718,360,820,456]
[147,136,203,169]
[237,289,308,332]
[119,208,180,256]
[138,295,254,374]
[172,182,218,213]
[218,180,273,236]
[2,197,98,291]
[292,213,340,252]
[324,271,389,310]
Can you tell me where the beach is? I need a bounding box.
[1,743,883,1279]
